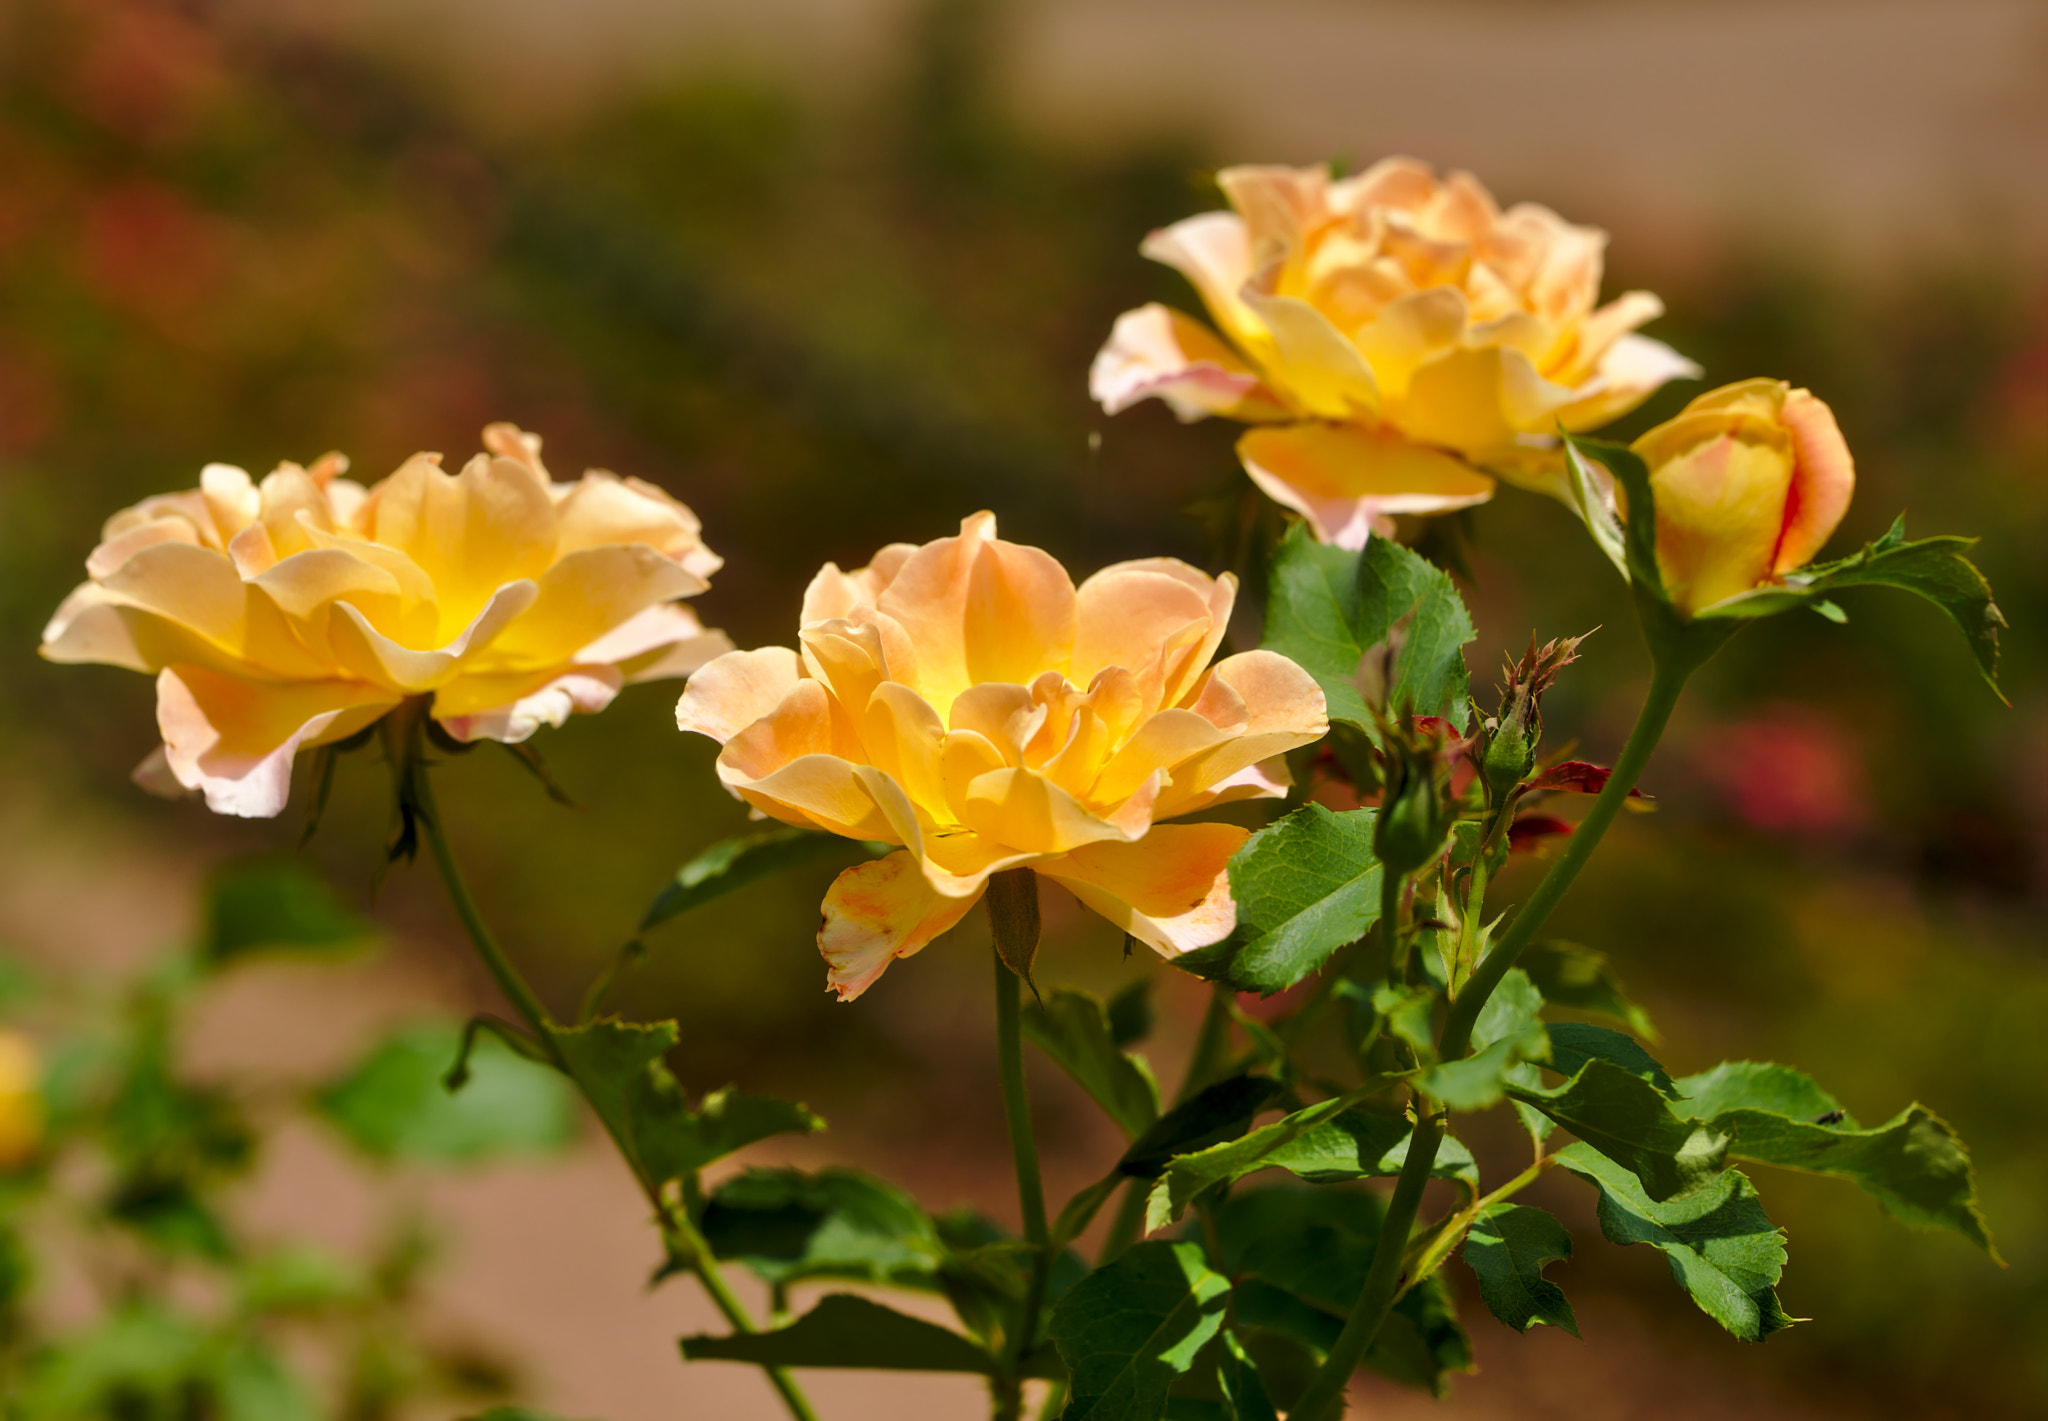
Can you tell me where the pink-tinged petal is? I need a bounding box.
[1554,334,1702,433]
[1210,650,1329,736]
[1238,284,1381,421]
[1140,211,1262,351]
[1035,824,1249,957]
[719,677,836,784]
[1238,424,1494,549]
[40,584,147,670]
[1772,389,1856,575]
[155,666,398,819]
[735,751,905,843]
[1556,291,1665,383]
[1071,564,1214,690]
[675,645,804,744]
[130,745,190,800]
[819,851,986,1001]
[326,580,538,693]
[1090,304,1289,423]
[433,668,622,743]
[1216,164,1331,262]
[581,603,734,681]
[802,562,876,622]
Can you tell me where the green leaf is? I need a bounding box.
[1118,1075,1288,1180]
[1697,516,2006,695]
[17,1303,208,1415]
[237,1245,367,1314]
[1213,804,1383,994]
[1107,979,1156,1047]
[1557,1143,1792,1341]
[213,1339,319,1421]
[681,1292,997,1373]
[1676,1061,1996,1256]
[1561,437,1629,582]
[548,1019,821,1187]
[1416,968,1547,1111]
[1521,940,1658,1040]
[1023,988,1161,1137]
[640,827,889,933]
[1145,1101,1478,1227]
[700,1167,946,1290]
[1544,1023,1679,1100]
[200,855,373,965]
[1461,1203,1580,1337]
[1050,1241,1232,1420]
[316,1022,577,1166]
[1371,984,1436,1056]
[1261,522,1475,734]
[1505,1058,1728,1202]
[1212,1187,1471,1394]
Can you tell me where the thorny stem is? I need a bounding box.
[408,742,819,1421]
[990,880,1052,1421]
[1292,655,1696,1419]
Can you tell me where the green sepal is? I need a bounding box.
[638,827,891,934]
[1049,1240,1232,1420]
[1691,515,2006,696]
[1461,1202,1580,1337]
[1505,1057,1729,1202]
[681,1292,998,1373]
[1556,1144,1792,1341]
[1201,804,1383,995]
[1260,522,1475,736]
[1023,987,1161,1138]
[1144,1097,1479,1228]
[1560,435,1630,583]
[1562,436,1663,599]
[1677,1061,1998,1257]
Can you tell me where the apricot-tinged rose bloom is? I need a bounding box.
[676,514,1329,1000]
[1629,379,1855,616]
[1092,158,1698,547]
[0,1031,40,1169]
[42,425,731,818]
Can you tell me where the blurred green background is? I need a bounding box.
[1,0,2042,1416]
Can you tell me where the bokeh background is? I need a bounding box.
[2,0,2043,1417]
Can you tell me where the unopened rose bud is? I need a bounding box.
[1374,738,1450,875]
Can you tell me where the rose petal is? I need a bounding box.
[819,851,987,1001]
[155,666,398,819]
[1237,423,1495,549]
[1035,823,1250,957]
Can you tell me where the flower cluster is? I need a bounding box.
[677,513,1328,998]
[40,425,729,817]
[1092,158,1698,546]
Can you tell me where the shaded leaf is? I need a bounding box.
[1023,988,1161,1137]
[681,1293,996,1373]
[1544,1023,1679,1100]
[1213,1187,1472,1395]
[200,855,373,966]
[1262,523,1476,734]
[1050,1241,1231,1420]
[1209,804,1382,994]
[1677,1061,1996,1256]
[214,1340,319,1421]
[640,828,888,933]
[700,1167,945,1290]
[1505,1059,1728,1202]
[1107,979,1155,1048]
[1118,1075,1288,1180]
[316,1023,576,1166]
[1557,1144,1791,1341]
[1521,940,1658,1040]
[1417,968,1547,1111]
[1146,1100,1478,1228]
[1462,1204,1580,1337]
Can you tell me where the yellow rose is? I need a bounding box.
[676,514,1328,1000]
[42,424,732,818]
[1092,158,1698,546]
[0,1031,41,1169]
[1629,379,1856,616]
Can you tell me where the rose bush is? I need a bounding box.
[1092,158,1698,545]
[676,512,1328,999]
[40,424,729,817]
[1628,378,1856,615]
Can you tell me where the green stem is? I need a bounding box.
[410,754,818,1421]
[1402,1151,1559,1288]
[1439,657,1690,1061]
[991,893,1051,1420]
[1288,1102,1445,1421]
[1380,862,1408,986]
